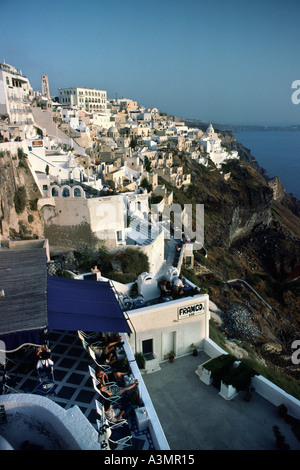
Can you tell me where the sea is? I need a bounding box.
[235,130,300,200]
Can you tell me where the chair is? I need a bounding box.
[34,371,56,396]
[95,399,128,429]
[0,370,20,395]
[91,377,121,405]
[78,333,90,352]
[96,417,111,450]
[88,364,115,386]
[132,294,144,308]
[78,330,102,342]
[78,331,103,350]
[96,418,132,450]
[88,346,112,373]
[118,294,133,311]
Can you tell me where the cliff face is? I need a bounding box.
[215,130,270,180]
[0,148,44,241]
[171,147,300,383]
[179,153,274,249]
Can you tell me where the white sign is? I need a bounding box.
[178,302,205,320]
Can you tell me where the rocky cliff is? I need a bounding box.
[0,147,44,241]
[168,141,300,386]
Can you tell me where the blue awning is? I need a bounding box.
[47,276,131,333]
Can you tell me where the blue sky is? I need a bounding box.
[1,0,300,126]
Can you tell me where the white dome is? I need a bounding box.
[108,126,118,134]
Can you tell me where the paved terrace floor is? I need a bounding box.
[4,330,155,451]
[142,351,300,450]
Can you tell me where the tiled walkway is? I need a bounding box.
[4,330,155,450]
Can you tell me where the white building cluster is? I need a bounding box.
[1,60,300,453]
[0,60,241,374]
[0,59,242,271]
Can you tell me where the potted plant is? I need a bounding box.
[272,425,290,450]
[244,386,255,402]
[168,352,175,363]
[221,361,257,401]
[118,356,130,373]
[135,352,146,370]
[190,343,198,356]
[278,403,288,418]
[202,354,236,388]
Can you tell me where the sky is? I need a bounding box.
[1,0,300,126]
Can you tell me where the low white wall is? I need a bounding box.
[203,337,300,419]
[0,393,100,450]
[121,333,170,450]
[203,336,226,359]
[252,375,300,420]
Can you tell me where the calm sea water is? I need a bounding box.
[235,130,300,200]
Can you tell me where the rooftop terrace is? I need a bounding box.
[2,329,300,450]
[143,352,300,450]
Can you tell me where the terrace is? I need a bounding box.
[143,351,300,450]
[1,329,167,450]
[2,330,300,450]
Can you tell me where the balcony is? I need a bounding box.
[143,348,300,450]
[2,329,169,450]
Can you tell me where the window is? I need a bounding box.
[142,339,154,360]
[117,230,123,242]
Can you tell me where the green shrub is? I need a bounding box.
[116,249,149,275]
[17,147,28,168]
[222,361,257,391]
[203,354,236,388]
[140,177,153,192]
[14,186,27,214]
[55,269,74,278]
[135,352,146,369]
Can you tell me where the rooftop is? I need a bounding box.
[143,352,300,450]
[3,331,300,450]
[2,329,157,451]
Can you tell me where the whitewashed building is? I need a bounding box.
[199,124,239,168]
[0,61,36,139]
[58,87,107,113]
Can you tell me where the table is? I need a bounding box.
[116,347,125,361]
[124,374,135,387]
[135,406,150,432]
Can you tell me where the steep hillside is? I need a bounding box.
[0,148,44,240]
[161,149,300,384]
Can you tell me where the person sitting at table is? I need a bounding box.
[95,365,128,385]
[160,280,172,299]
[102,335,123,350]
[96,367,110,387]
[98,378,139,398]
[104,401,125,423]
[172,275,184,296]
[99,346,118,367]
[36,345,54,372]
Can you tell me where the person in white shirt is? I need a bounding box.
[172,275,184,294]
[36,345,54,372]
[104,402,125,423]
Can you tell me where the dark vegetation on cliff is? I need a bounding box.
[0,148,44,239]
